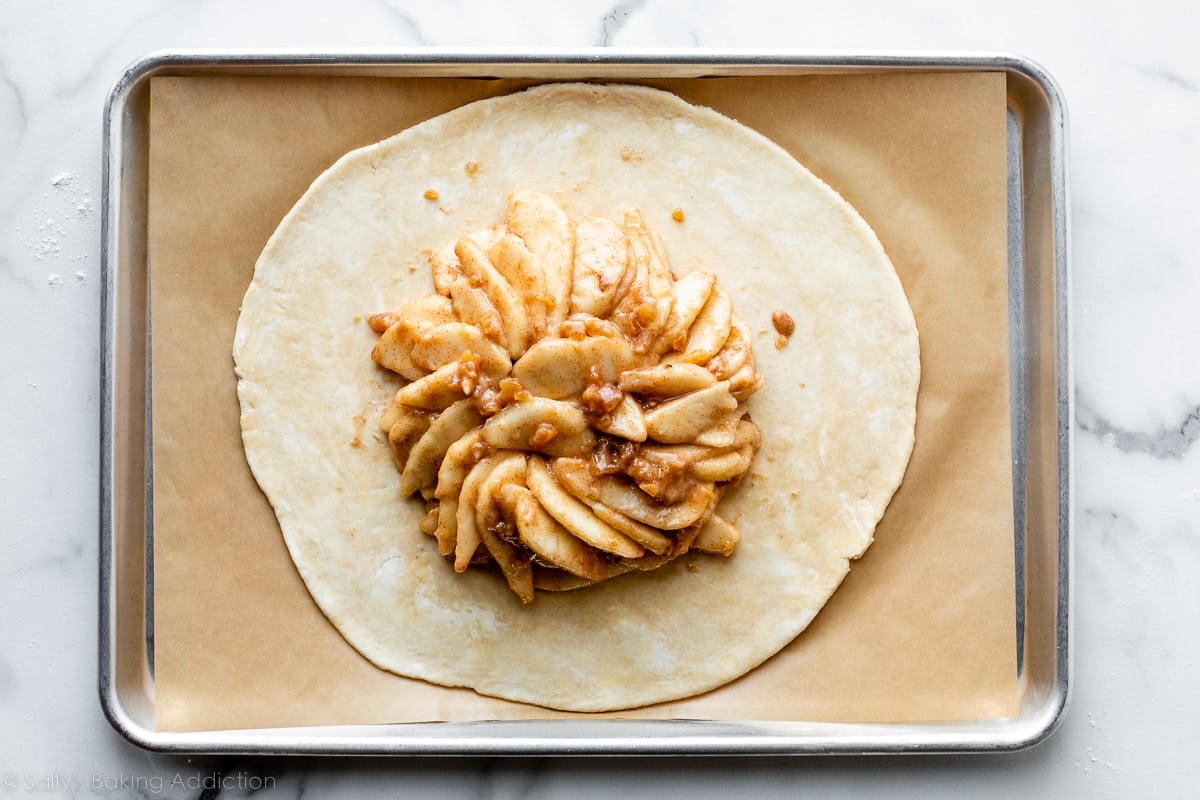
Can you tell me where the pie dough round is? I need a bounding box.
[233,83,919,711]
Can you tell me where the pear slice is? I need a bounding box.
[453,455,495,572]
[681,287,733,364]
[570,216,629,318]
[692,513,741,556]
[488,233,548,339]
[419,503,439,535]
[635,442,713,465]
[624,209,674,301]
[399,399,483,497]
[506,190,575,331]
[482,397,595,457]
[397,348,511,412]
[386,407,433,470]
[731,416,762,450]
[694,408,744,448]
[690,446,754,483]
[475,453,534,602]
[379,401,407,433]
[432,430,486,557]
[527,457,644,558]
[593,394,647,442]
[447,275,506,346]
[434,429,486,501]
[511,335,634,399]
[372,322,425,381]
[500,484,606,582]
[431,239,461,296]
[643,381,738,443]
[456,237,532,358]
[392,360,469,410]
[477,542,530,604]
[655,270,716,355]
[619,362,716,397]
[432,498,458,557]
[420,294,456,324]
[475,452,528,531]
[589,501,672,555]
[532,568,594,592]
[510,338,592,399]
[370,295,454,380]
[604,231,640,313]
[480,530,533,603]
[533,562,633,592]
[606,211,673,353]
[432,231,506,296]
[409,322,512,376]
[621,522,703,571]
[460,223,506,253]
[706,318,753,381]
[552,457,715,530]
[647,296,676,353]
[729,363,763,401]
[399,293,456,327]
[578,335,636,380]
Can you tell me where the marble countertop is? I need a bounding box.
[2,1,1197,797]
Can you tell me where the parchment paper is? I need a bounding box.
[149,72,1016,731]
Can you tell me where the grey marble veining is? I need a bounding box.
[597,0,648,46]
[0,61,28,147]
[1076,392,1200,460]
[378,2,430,45]
[2,0,1199,797]
[1139,66,1199,93]
[0,652,14,695]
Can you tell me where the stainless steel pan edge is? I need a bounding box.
[99,49,1071,756]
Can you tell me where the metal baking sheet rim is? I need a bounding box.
[99,49,1072,756]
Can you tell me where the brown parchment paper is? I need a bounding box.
[149,71,1016,732]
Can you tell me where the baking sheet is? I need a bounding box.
[147,71,1017,732]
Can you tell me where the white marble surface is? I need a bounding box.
[1,0,1197,797]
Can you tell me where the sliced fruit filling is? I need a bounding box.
[368,191,763,602]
